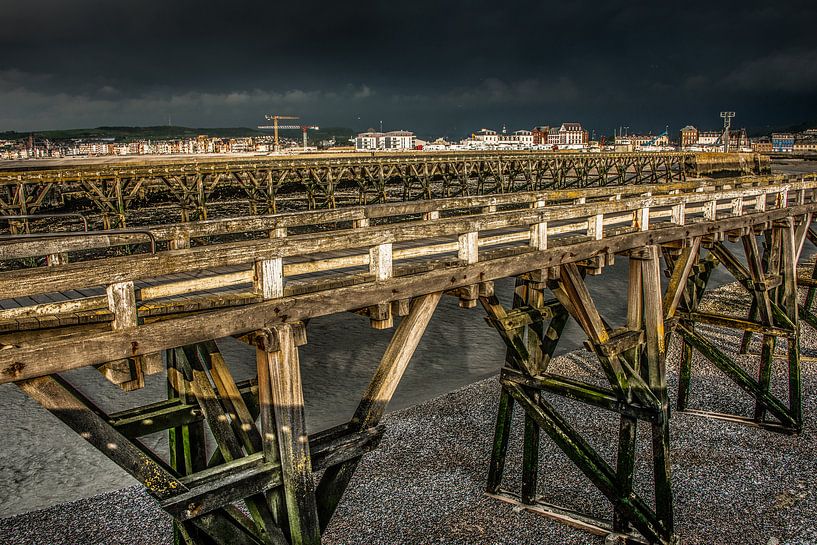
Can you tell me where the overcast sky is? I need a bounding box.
[1,1,816,137]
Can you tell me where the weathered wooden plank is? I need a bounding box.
[0,295,108,321]
[662,237,701,320]
[17,375,186,500]
[141,270,254,301]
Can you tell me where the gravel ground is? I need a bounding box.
[2,276,817,545]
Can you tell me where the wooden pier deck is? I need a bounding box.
[0,171,814,545]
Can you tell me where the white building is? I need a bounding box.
[382,130,416,150]
[559,123,586,145]
[472,128,499,145]
[547,127,561,145]
[696,131,721,146]
[461,128,535,149]
[510,129,533,146]
[355,130,416,151]
[355,131,382,150]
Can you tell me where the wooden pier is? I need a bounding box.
[0,168,813,545]
[0,150,767,230]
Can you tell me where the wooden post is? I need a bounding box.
[255,258,284,300]
[756,191,767,212]
[368,243,393,328]
[256,325,321,545]
[98,281,145,390]
[704,199,717,221]
[166,347,207,545]
[458,231,479,264]
[780,221,802,428]
[641,245,673,536]
[530,198,548,251]
[671,202,685,225]
[587,213,604,240]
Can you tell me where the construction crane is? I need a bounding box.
[258,115,320,151]
[294,125,320,150]
[259,114,298,151]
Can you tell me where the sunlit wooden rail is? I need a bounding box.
[1,171,814,545]
[0,174,792,338]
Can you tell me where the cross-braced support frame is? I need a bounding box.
[673,218,809,433]
[481,249,677,545]
[16,291,442,545]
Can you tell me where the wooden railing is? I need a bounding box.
[0,174,811,321]
[1,174,816,386]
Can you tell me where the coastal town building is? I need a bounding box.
[354,130,417,151]
[382,131,416,150]
[751,138,773,153]
[471,128,499,145]
[354,131,382,150]
[678,125,750,150]
[501,130,533,147]
[615,133,671,151]
[547,127,561,145]
[679,126,698,148]
[532,126,549,145]
[772,133,795,152]
[794,140,817,153]
[460,128,541,150]
[559,123,587,145]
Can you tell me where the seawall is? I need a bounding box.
[694,151,771,177]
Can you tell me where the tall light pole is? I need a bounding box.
[720,111,735,153]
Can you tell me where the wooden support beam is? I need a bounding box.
[662,237,701,320]
[500,369,658,422]
[18,375,184,500]
[315,291,442,531]
[161,425,384,522]
[504,383,672,544]
[179,344,287,545]
[257,325,321,545]
[676,324,797,429]
[640,246,673,533]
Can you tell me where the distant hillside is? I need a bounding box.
[746,120,817,138]
[0,125,355,144]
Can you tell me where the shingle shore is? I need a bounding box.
[1,280,816,545]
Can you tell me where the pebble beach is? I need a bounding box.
[2,275,816,545]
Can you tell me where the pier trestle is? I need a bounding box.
[482,249,676,545]
[481,211,813,544]
[4,174,817,544]
[17,294,443,545]
[673,218,808,433]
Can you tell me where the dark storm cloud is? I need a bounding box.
[1,0,815,135]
